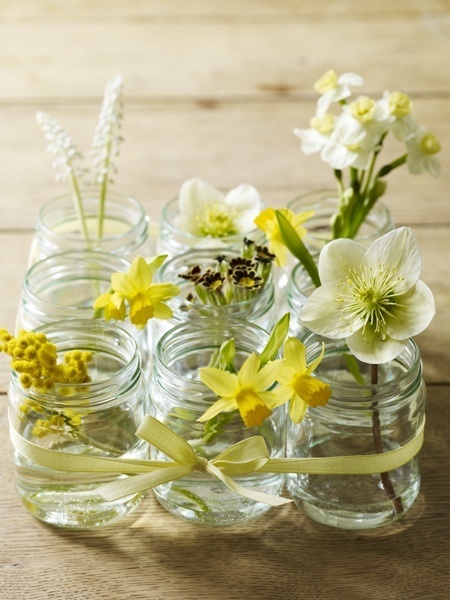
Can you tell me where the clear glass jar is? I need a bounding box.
[150,320,286,526]
[8,320,148,528]
[286,262,316,339]
[152,248,276,345]
[16,250,149,368]
[28,189,153,266]
[287,335,425,530]
[158,196,266,257]
[287,189,394,252]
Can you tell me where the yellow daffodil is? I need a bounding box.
[94,256,180,327]
[276,338,332,424]
[254,207,314,266]
[198,353,286,428]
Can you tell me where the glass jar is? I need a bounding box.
[16,250,149,369]
[286,262,316,339]
[158,196,266,257]
[152,248,276,346]
[8,320,148,528]
[287,189,394,252]
[287,335,425,530]
[150,320,286,526]
[28,189,153,266]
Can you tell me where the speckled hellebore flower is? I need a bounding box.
[198,354,284,428]
[299,227,435,364]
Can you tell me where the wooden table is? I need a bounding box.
[1,2,449,598]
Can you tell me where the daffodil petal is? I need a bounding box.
[237,353,260,387]
[197,397,237,423]
[346,327,407,364]
[235,391,272,428]
[199,367,239,397]
[284,337,306,372]
[254,208,275,232]
[111,272,136,298]
[318,238,366,284]
[93,292,113,310]
[385,280,435,339]
[147,283,180,301]
[260,388,291,409]
[152,301,173,320]
[276,365,296,386]
[289,397,308,424]
[293,374,332,408]
[306,342,326,374]
[129,256,153,290]
[254,359,283,391]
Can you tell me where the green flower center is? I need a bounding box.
[419,132,441,155]
[196,202,237,237]
[336,263,405,334]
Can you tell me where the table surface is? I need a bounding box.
[0,2,449,599]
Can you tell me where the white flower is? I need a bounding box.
[320,113,373,170]
[347,96,393,137]
[299,227,435,364]
[314,69,364,116]
[379,91,417,141]
[406,127,441,177]
[293,113,335,155]
[173,178,261,238]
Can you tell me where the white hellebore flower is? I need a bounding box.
[314,69,364,116]
[299,227,435,364]
[320,113,372,170]
[406,127,441,177]
[174,178,261,239]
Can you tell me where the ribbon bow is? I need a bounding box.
[10,415,291,507]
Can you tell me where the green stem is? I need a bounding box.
[97,139,112,239]
[370,364,404,517]
[69,172,90,242]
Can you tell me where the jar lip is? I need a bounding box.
[37,188,148,245]
[303,334,422,399]
[11,319,140,406]
[154,318,270,391]
[160,196,264,244]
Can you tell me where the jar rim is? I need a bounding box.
[37,188,148,246]
[11,319,141,407]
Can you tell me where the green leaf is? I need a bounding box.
[146,254,168,271]
[218,339,236,372]
[259,313,290,366]
[344,353,366,385]
[275,210,321,288]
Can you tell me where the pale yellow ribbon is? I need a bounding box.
[9,415,425,507]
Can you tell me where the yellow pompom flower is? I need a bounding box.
[198,353,286,428]
[254,207,314,266]
[94,256,180,327]
[276,338,332,424]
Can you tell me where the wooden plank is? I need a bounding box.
[0,0,448,21]
[0,227,448,391]
[0,17,448,100]
[0,384,449,600]
[0,100,448,228]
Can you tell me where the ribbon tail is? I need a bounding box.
[96,464,194,501]
[206,463,291,507]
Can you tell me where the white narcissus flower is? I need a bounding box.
[299,227,435,364]
[320,113,373,170]
[406,127,441,177]
[314,69,364,116]
[379,91,417,141]
[174,178,261,238]
[293,113,335,155]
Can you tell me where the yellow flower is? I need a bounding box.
[350,96,376,123]
[94,256,180,327]
[254,207,314,266]
[276,338,332,424]
[388,91,413,118]
[198,354,285,428]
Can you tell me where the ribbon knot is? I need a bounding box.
[194,456,208,473]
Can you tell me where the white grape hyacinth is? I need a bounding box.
[299,227,435,364]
